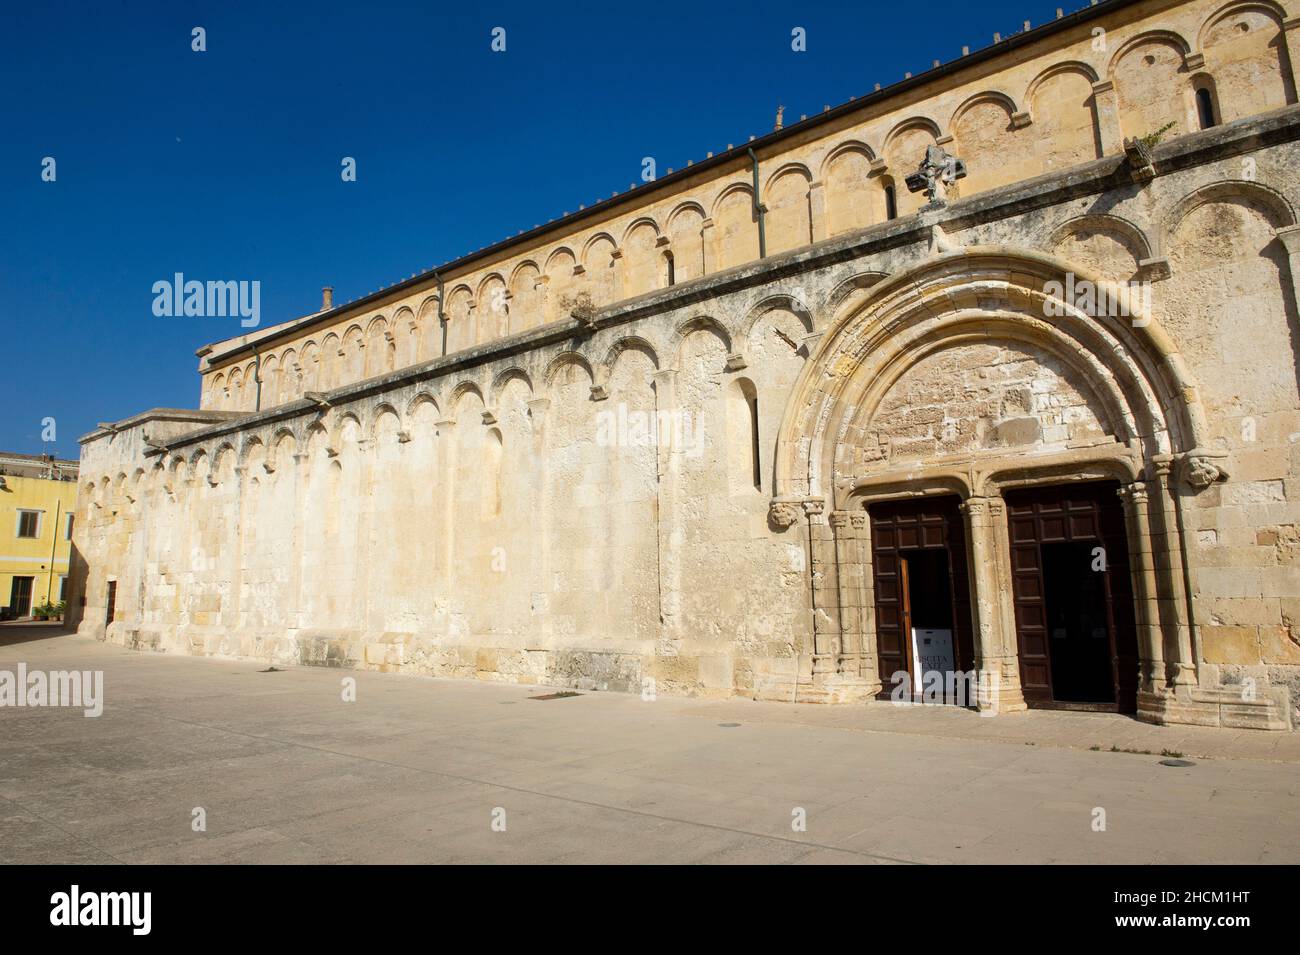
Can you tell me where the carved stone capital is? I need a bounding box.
[1116,482,1148,507]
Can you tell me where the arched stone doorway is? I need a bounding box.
[769,247,1286,728]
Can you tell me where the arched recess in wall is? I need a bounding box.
[415,297,441,361]
[227,367,244,410]
[445,285,475,354]
[582,233,619,306]
[260,355,281,408]
[1162,180,1298,410]
[477,274,508,344]
[622,218,662,298]
[666,202,706,283]
[279,348,299,405]
[822,142,880,237]
[713,184,760,271]
[320,333,341,390]
[1199,1,1295,122]
[390,307,415,369]
[1110,31,1193,142]
[299,341,320,392]
[509,262,543,334]
[1026,62,1102,170]
[544,247,577,322]
[342,326,365,384]
[1048,214,1152,282]
[882,118,941,217]
[771,247,1213,508]
[950,93,1021,196]
[765,164,814,255]
[726,377,762,493]
[364,317,389,378]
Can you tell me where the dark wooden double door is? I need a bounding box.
[869,482,1138,712]
[1005,482,1138,712]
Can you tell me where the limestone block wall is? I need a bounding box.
[197,0,1300,417]
[74,102,1300,724]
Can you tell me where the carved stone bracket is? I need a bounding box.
[1123,137,1156,183]
[768,497,824,528]
[1180,448,1230,489]
[768,499,803,529]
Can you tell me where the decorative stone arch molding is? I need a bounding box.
[1157,178,1297,256]
[1048,212,1163,281]
[765,247,1283,726]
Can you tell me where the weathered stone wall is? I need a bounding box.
[73,103,1300,730]
[197,0,1300,416]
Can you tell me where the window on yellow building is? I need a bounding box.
[16,510,41,538]
[65,513,74,540]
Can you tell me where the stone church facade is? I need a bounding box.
[73,0,1300,729]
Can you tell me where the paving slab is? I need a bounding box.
[1,629,1298,864]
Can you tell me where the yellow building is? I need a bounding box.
[0,452,78,619]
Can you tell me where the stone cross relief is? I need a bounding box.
[905,144,967,209]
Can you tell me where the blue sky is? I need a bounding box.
[0,0,1079,457]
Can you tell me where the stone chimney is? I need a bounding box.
[322,286,334,311]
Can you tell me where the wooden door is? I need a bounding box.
[1005,482,1138,712]
[868,496,973,699]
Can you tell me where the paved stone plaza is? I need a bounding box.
[3,625,1298,864]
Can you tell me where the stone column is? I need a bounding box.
[829,510,858,674]
[289,451,309,631]
[1117,482,1164,694]
[853,511,881,692]
[436,418,458,614]
[960,495,1026,713]
[830,509,882,695]
[527,398,551,640]
[1147,459,1197,686]
[806,500,838,677]
[808,179,828,243]
[652,369,682,646]
[1091,80,1123,155]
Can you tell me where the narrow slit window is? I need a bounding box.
[884,184,898,221]
[749,395,761,490]
[1195,87,1217,130]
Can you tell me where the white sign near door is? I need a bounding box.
[911,628,955,693]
